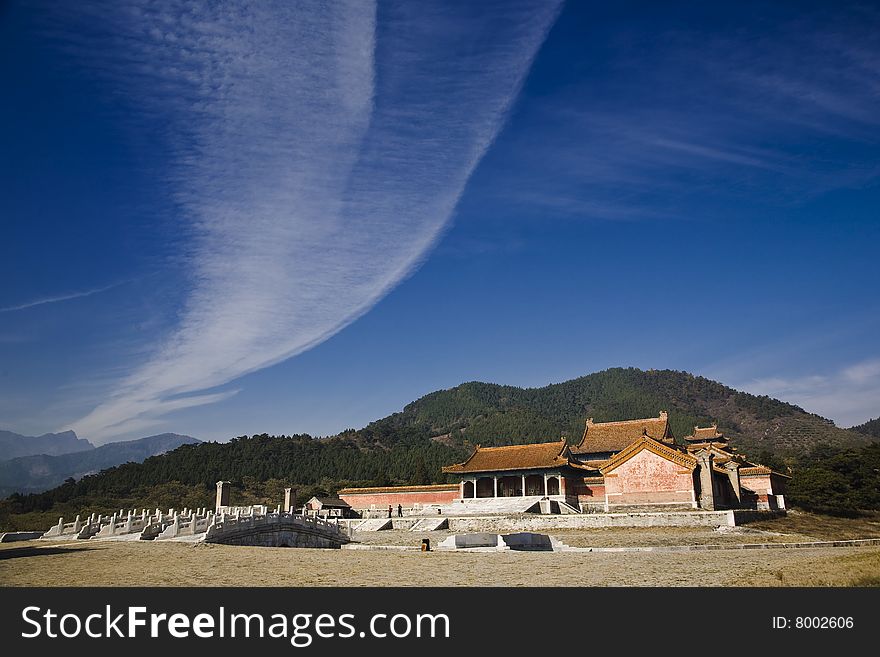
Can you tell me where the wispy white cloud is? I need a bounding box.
[477,6,880,221]
[842,359,880,385]
[0,281,125,313]
[44,1,562,442]
[739,358,880,428]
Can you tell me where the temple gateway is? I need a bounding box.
[339,412,789,515]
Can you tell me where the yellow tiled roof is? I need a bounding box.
[442,439,571,474]
[572,411,673,455]
[685,424,725,442]
[337,484,459,494]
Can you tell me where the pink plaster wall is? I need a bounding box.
[339,488,460,510]
[740,474,772,495]
[605,450,694,505]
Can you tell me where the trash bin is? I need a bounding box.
[421,538,431,552]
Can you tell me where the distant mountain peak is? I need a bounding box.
[0,429,94,461]
[0,432,200,496]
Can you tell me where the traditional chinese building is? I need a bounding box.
[561,413,788,511]
[338,484,460,513]
[338,411,789,515]
[304,496,356,518]
[440,439,591,511]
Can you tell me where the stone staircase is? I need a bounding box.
[353,518,394,531]
[422,496,545,516]
[409,517,449,531]
[557,500,582,514]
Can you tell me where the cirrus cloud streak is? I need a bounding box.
[49,1,562,442]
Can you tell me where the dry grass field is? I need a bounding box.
[1,511,878,587]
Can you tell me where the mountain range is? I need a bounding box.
[0,430,93,460]
[3,367,876,500]
[0,432,200,496]
[368,367,874,458]
[2,368,877,530]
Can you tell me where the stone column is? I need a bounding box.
[493,476,498,498]
[543,475,548,497]
[521,474,527,496]
[215,480,230,512]
[696,450,716,511]
[284,487,297,513]
[724,461,741,506]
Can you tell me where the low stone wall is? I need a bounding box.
[447,509,785,532]
[605,503,696,513]
[730,509,786,525]
[210,529,343,548]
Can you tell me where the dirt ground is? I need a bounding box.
[1,511,878,587]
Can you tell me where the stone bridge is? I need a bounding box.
[204,510,350,548]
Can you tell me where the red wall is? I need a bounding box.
[339,487,460,510]
[605,450,695,506]
[740,474,772,495]
[572,478,605,506]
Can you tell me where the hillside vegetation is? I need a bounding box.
[851,416,880,439]
[1,368,876,530]
[377,368,869,457]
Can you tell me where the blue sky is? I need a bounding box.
[2,1,879,444]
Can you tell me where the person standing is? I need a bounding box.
[397,503,403,517]
[387,504,392,518]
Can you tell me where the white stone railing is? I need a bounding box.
[205,510,348,542]
[95,511,155,538]
[43,507,213,540]
[43,506,348,543]
[157,512,215,539]
[42,516,84,538]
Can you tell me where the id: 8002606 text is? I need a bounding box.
[772,617,854,629]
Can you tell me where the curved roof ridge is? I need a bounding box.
[585,411,667,427]
[475,438,565,451]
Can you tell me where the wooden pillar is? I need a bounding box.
[521,474,527,496]
[493,476,498,498]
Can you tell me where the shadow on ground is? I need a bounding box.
[0,545,99,562]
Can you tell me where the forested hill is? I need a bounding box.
[851,416,880,439]
[2,368,875,529]
[363,368,872,458]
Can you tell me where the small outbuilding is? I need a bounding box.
[304,496,355,518]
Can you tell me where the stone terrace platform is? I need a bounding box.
[342,509,786,533]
